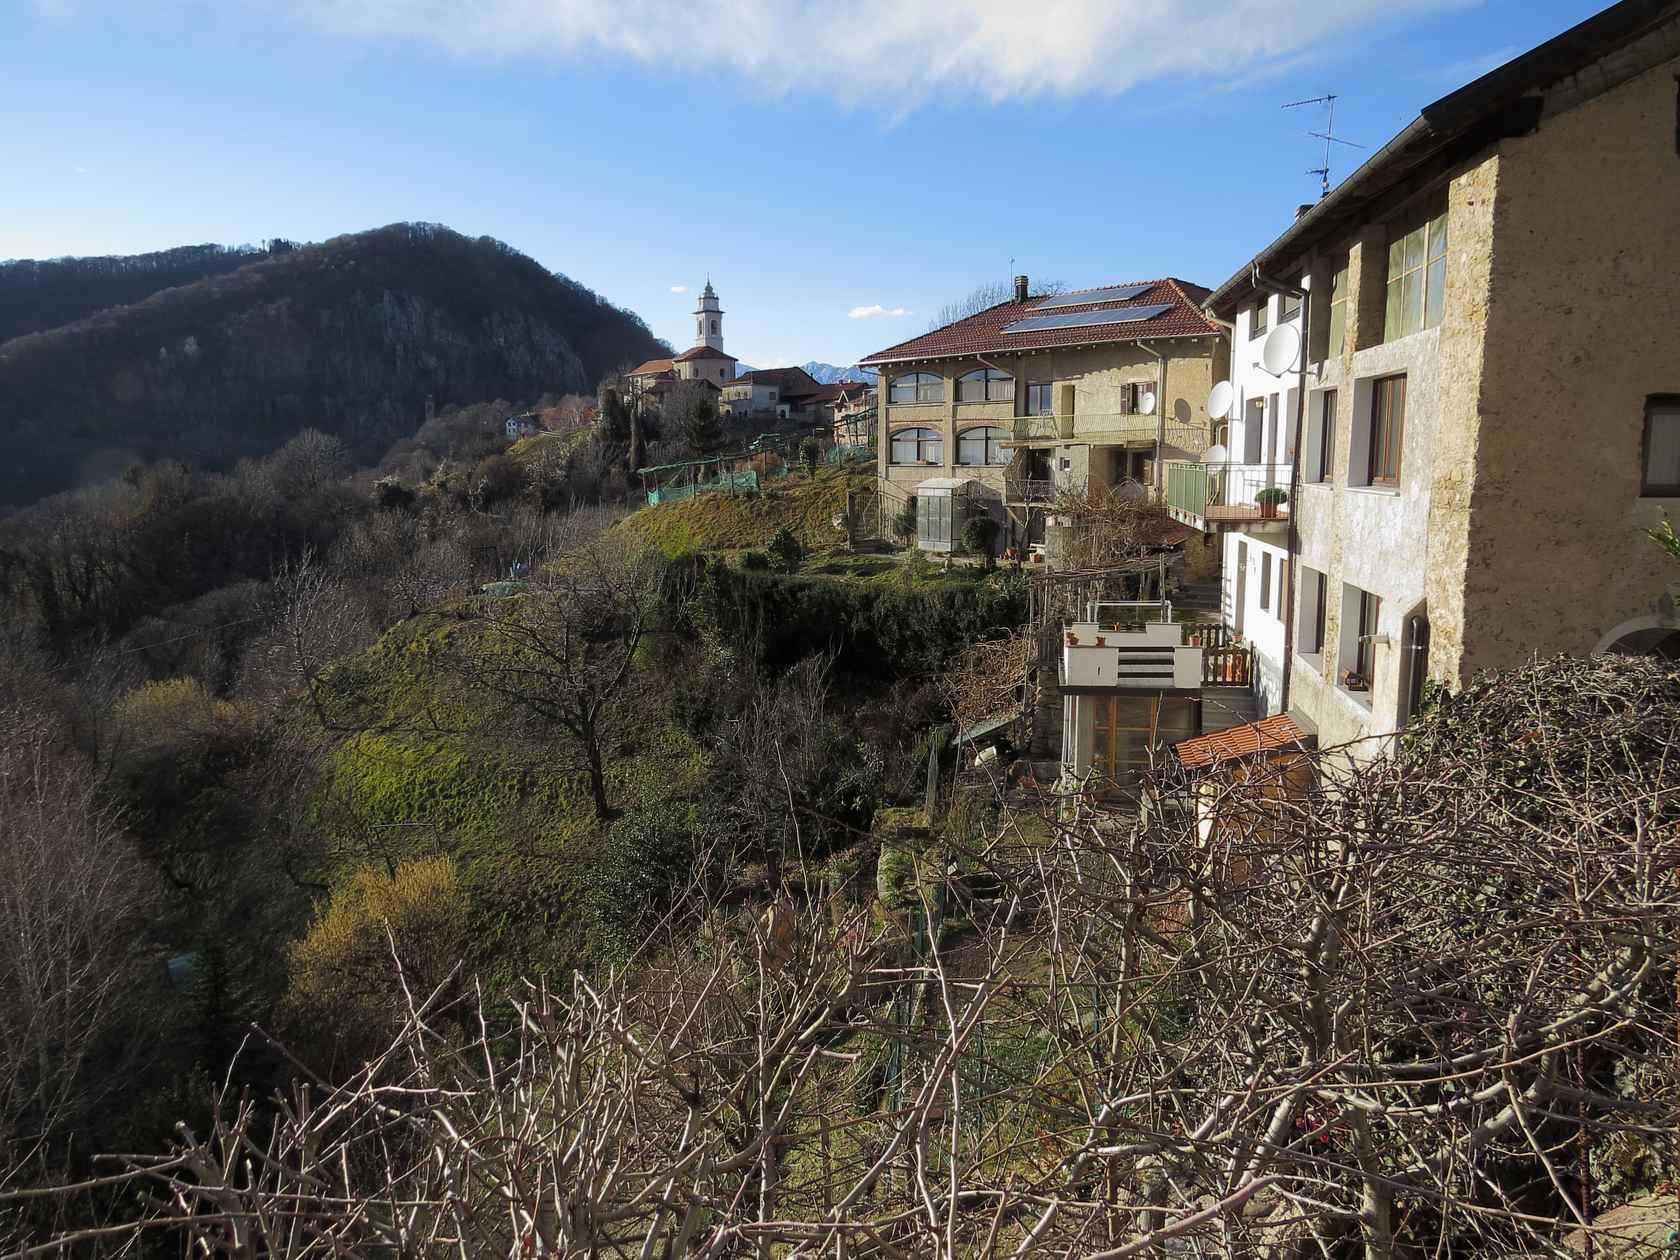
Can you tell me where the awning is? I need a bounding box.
[1174,714,1312,771]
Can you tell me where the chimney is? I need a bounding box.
[1013,274,1029,304]
[1294,203,1314,222]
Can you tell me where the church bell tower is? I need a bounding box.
[693,280,724,352]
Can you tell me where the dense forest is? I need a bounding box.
[0,223,669,506]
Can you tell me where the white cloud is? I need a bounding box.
[849,304,910,320]
[261,0,1468,105]
[669,284,688,293]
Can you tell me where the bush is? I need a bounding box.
[373,476,417,511]
[962,514,1000,564]
[589,801,707,957]
[892,502,918,545]
[798,436,821,476]
[283,856,466,1078]
[768,526,805,573]
[741,550,770,572]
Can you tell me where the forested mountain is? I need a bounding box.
[0,223,669,506]
[0,240,294,344]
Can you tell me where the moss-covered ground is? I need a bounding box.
[612,464,879,555]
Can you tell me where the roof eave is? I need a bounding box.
[858,327,1220,369]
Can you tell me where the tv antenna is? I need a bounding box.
[1283,94,1365,198]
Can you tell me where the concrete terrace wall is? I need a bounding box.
[1459,51,1680,673]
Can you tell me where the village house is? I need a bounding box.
[860,277,1227,555]
[1190,0,1680,751]
[720,366,825,420]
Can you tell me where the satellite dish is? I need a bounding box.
[1203,443,1229,466]
[1207,380,1234,420]
[1138,390,1157,415]
[1261,324,1301,376]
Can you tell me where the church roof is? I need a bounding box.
[673,345,738,362]
[627,357,675,377]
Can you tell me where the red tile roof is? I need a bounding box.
[859,279,1221,367]
[735,366,823,397]
[673,345,738,362]
[627,357,675,377]
[1173,714,1311,771]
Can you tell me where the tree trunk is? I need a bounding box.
[584,737,611,820]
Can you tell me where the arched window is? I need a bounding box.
[956,367,1014,403]
[957,426,1008,466]
[710,320,718,336]
[890,372,943,406]
[890,427,943,465]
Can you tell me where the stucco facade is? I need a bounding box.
[1210,16,1680,753]
[874,337,1226,551]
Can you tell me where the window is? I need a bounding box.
[1088,694,1199,787]
[1281,275,1303,322]
[1355,590,1381,681]
[1309,389,1337,483]
[1026,382,1054,415]
[1339,584,1381,696]
[890,427,943,465]
[1368,375,1406,485]
[1299,567,1328,656]
[1327,258,1349,357]
[891,372,943,405]
[957,426,1008,466]
[1384,207,1448,341]
[1642,397,1680,496]
[1259,553,1272,612]
[1250,297,1269,339]
[956,367,1014,403]
[1120,382,1155,415]
[710,319,718,336]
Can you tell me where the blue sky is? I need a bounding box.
[4,0,1607,370]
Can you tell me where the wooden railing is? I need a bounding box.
[1202,643,1254,686]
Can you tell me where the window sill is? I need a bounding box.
[1296,651,1325,674]
[1337,685,1373,709]
[1345,484,1401,498]
[1639,491,1680,501]
[1300,480,1334,491]
[888,400,945,408]
[955,399,1014,407]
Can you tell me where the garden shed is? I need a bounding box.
[914,477,979,553]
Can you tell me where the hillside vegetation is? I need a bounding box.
[613,463,878,554]
[0,223,667,506]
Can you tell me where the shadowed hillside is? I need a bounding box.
[0,223,669,506]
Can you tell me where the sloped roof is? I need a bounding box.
[673,345,738,362]
[735,366,823,397]
[627,357,675,377]
[1174,714,1311,771]
[860,279,1221,367]
[1205,0,1680,316]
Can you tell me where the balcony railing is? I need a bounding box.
[1164,461,1292,528]
[1009,413,1207,449]
[1006,476,1056,504]
[1012,414,1073,443]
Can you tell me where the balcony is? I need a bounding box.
[1061,620,1202,691]
[1005,475,1055,505]
[1010,412,1207,450]
[1164,461,1292,531]
[1011,414,1073,443]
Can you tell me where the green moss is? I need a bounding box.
[613,465,877,556]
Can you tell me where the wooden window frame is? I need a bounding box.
[1641,395,1680,497]
[1025,382,1054,415]
[1280,276,1303,323]
[1315,388,1337,483]
[1250,297,1269,339]
[1384,206,1448,342]
[1368,375,1406,486]
[1326,258,1349,357]
[1303,568,1327,655]
[1355,590,1381,680]
[1259,553,1271,612]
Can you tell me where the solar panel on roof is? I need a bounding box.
[1035,284,1150,310]
[1002,304,1173,335]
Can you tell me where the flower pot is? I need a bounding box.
[1095,635,1107,646]
[1259,502,1278,519]
[1065,633,1079,647]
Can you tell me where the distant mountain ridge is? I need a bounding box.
[800,361,874,384]
[0,223,669,506]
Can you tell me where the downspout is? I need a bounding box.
[1133,340,1165,494]
[975,351,1022,549]
[1248,263,1309,716]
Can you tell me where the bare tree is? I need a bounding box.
[0,709,160,1172]
[930,277,1065,330]
[438,537,664,820]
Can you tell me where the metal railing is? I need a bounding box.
[1006,477,1055,504]
[1009,413,1206,448]
[1165,461,1292,524]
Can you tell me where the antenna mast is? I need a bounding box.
[1283,94,1364,198]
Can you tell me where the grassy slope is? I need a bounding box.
[312,610,706,978]
[613,465,879,555]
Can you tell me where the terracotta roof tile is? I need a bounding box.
[673,345,738,362]
[627,357,675,377]
[1174,714,1311,771]
[859,278,1222,367]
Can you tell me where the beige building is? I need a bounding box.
[860,276,1227,554]
[1196,0,1680,750]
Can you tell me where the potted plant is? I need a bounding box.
[1256,487,1288,518]
[1095,634,1107,647]
[1066,631,1079,647]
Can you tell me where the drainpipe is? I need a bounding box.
[1248,264,1309,716]
[975,351,1021,547]
[1134,340,1165,494]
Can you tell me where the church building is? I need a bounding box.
[624,281,737,405]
